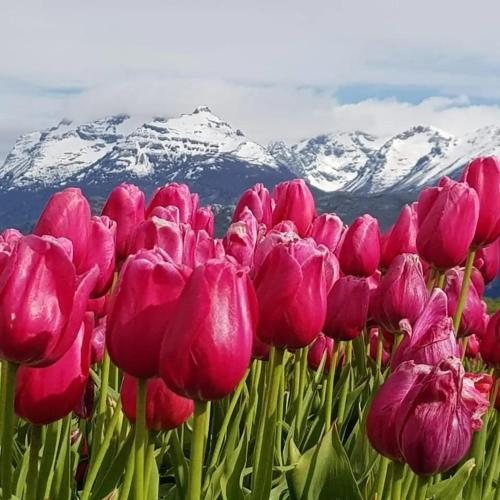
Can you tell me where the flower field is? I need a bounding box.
[0,157,499,499]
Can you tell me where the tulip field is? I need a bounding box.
[0,157,500,500]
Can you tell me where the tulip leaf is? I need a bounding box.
[286,426,363,500]
[220,431,248,500]
[14,446,30,499]
[426,459,475,500]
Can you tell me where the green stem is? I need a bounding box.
[36,420,62,500]
[412,475,428,500]
[391,462,405,500]
[276,368,285,464]
[324,342,339,431]
[374,456,390,500]
[337,342,352,427]
[251,347,285,500]
[427,267,437,291]
[1,361,18,499]
[187,400,210,500]
[93,350,111,449]
[484,381,500,497]
[119,447,135,500]
[453,249,476,333]
[436,271,446,289]
[144,440,155,486]
[25,425,42,500]
[81,400,123,500]
[134,378,148,500]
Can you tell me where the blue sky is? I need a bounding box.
[1,0,500,161]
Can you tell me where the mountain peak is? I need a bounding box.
[192,105,213,114]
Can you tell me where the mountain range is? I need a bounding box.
[0,106,499,295]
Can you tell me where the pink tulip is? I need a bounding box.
[480,311,500,367]
[474,239,500,283]
[107,248,191,378]
[253,234,329,349]
[464,334,480,359]
[416,180,479,269]
[0,229,21,272]
[380,203,419,269]
[272,179,316,236]
[90,316,106,364]
[324,276,370,341]
[369,328,390,366]
[371,254,429,333]
[34,188,92,272]
[81,216,116,297]
[121,375,194,431]
[471,268,486,297]
[461,157,500,247]
[193,207,215,237]
[233,183,274,228]
[307,334,334,371]
[272,220,298,234]
[391,289,460,369]
[102,183,145,261]
[160,260,258,400]
[444,268,487,337]
[223,209,260,268]
[0,235,97,367]
[368,358,490,474]
[338,215,381,277]
[148,205,181,224]
[146,183,199,224]
[308,214,344,254]
[15,313,93,424]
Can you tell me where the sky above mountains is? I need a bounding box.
[1,0,500,162]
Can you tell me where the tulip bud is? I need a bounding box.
[324,276,370,341]
[444,268,487,337]
[0,235,97,367]
[90,316,106,364]
[272,220,298,234]
[308,214,344,254]
[474,239,500,283]
[193,207,215,237]
[307,334,334,371]
[392,289,460,369]
[15,313,93,425]
[121,375,194,431]
[272,179,316,236]
[338,215,381,277]
[471,268,486,297]
[183,229,226,269]
[254,234,329,349]
[148,205,181,224]
[102,183,145,261]
[223,209,260,268]
[464,334,480,359]
[371,254,429,333]
[0,228,22,242]
[160,260,257,400]
[380,203,419,269]
[368,358,490,475]
[34,188,92,272]
[82,216,117,297]
[480,311,500,367]
[146,183,199,224]
[461,157,500,247]
[107,248,191,378]
[0,229,21,272]
[233,183,274,228]
[416,181,479,269]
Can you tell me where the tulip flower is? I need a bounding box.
[102,183,145,261]
[0,228,22,242]
[121,375,194,431]
[233,183,274,228]
[253,233,329,349]
[474,239,500,283]
[160,260,258,401]
[107,248,191,379]
[480,311,500,367]
[371,254,429,333]
[444,268,487,337]
[464,334,480,359]
[307,334,334,371]
[223,209,260,268]
[183,229,226,269]
[146,183,199,224]
[391,289,460,369]
[272,179,316,236]
[324,276,370,341]
[0,229,21,272]
[193,207,215,237]
[15,313,93,425]
[272,220,298,233]
[461,156,500,247]
[33,188,92,272]
[308,213,344,254]
[0,235,97,366]
[471,268,486,297]
[90,316,106,364]
[338,215,381,277]
[416,180,479,269]
[148,205,181,224]
[380,203,419,269]
[368,358,490,475]
[81,216,117,297]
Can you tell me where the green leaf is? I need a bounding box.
[221,431,248,500]
[286,426,363,500]
[427,459,476,500]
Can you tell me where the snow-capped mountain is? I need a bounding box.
[2,107,500,199]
